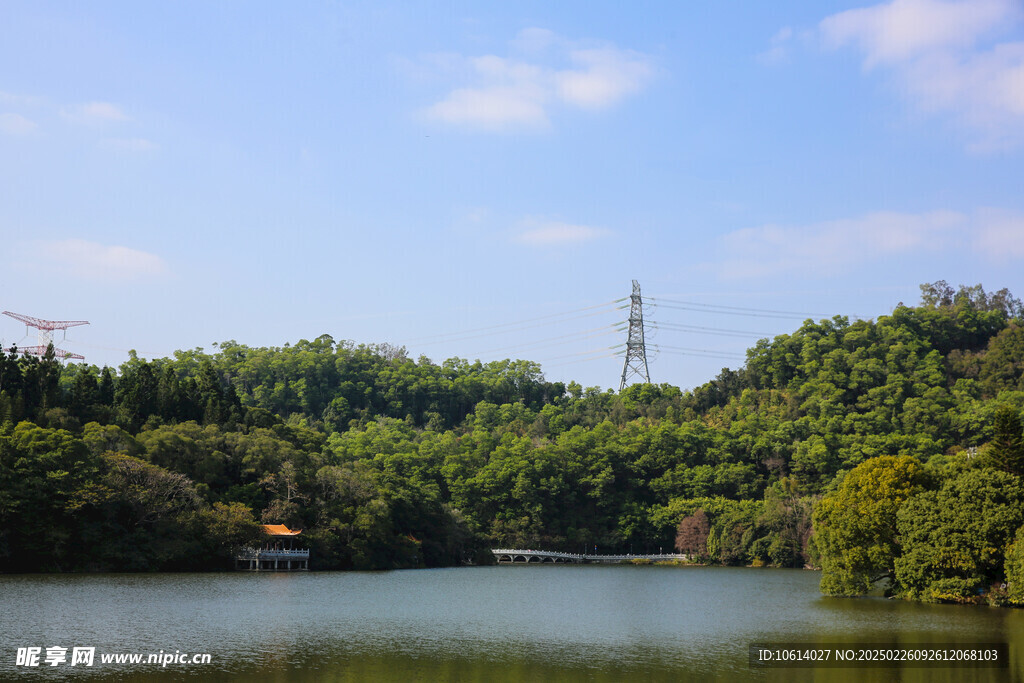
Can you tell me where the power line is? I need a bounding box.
[653,352,745,364]
[648,302,812,320]
[647,320,775,338]
[468,325,622,357]
[400,299,625,344]
[543,352,623,369]
[653,351,745,362]
[655,344,745,360]
[648,297,832,317]
[409,306,625,348]
[538,346,625,363]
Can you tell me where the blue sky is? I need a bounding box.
[2,0,1023,390]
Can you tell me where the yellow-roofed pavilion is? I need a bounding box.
[235,524,309,571]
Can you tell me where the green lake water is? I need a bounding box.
[1,565,1021,681]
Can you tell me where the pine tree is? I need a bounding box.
[98,366,115,406]
[988,405,1024,477]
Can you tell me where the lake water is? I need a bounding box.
[1,566,1021,681]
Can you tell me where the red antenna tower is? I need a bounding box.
[2,311,89,362]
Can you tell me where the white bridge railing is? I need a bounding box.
[491,549,688,563]
[237,548,310,560]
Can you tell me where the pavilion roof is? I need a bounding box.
[262,524,302,536]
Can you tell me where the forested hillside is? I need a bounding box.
[1,282,1023,604]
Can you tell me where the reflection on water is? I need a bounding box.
[1,566,1021,681]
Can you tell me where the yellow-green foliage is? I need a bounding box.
[813,455,927,596]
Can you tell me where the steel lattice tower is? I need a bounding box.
[618,280,650,392]
[2,311,88,361]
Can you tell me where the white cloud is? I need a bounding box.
[61,101,130,124]
[711,209,1024,278]
[555,48,653,108]
[428,82,550,130]
[100,137,159,152]
[418,29,655,131]
[514,220,611,246]
[757,27,795,65]
[39,239,169,281]
[821,0,1014,66]
[818,0,1024,148]
[0,112,37,135]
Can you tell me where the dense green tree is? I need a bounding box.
[1,281,1022,583]
[98,366,115,405]
[895,467,1024,602]
[978,325,1024,394]
[191,501,264,565]
[1005,525,1024,605]
[757,478,815,568]
[0,422,100,571]
[68,365,100,423]
[115,361,158,430]
[813,456,927,596]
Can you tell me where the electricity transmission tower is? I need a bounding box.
[2,311,89,361]
[618,280,650,392]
